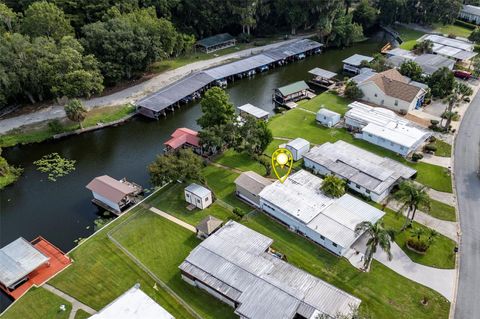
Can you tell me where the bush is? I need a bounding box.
[464,96,471,102]
[429,136,437,143]
[238,33,252,43]
[447,33,456,39]
[399,109,408,115]
[455,19,477,30]
[430,119,439,126]
[407,237,429,252]
[424,144,437,152]
[412,153,424,162]
[232,207,243,217]
[48,120,64,134]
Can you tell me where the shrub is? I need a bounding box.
[429,136,437,143]
[455,19,477,30]
[412,153,424,162]
[407,237,429,252]
[48,120,64,134]
[424,144,437,152]
[430,119,439,126]
[344,80,364,99]
[464,96,471,102]
[232,207,243,217]
[399,109,408,115]
[447,33,456,39]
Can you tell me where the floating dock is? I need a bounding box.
[136,39,323,119]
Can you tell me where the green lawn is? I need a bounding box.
[382,209,456,269]
[267,108,452,192]
[394,26,426,50]
[428,199,457,222]
[433,23,472,38]
[214,149,266,175]
[0,287,72,319]
[241,213,450,319]
[298,91,351,115]
[111,209,237,319]
[146,182,238,224]
[48,207,196,319]
[73,310,90,319]
[432,140,452,157]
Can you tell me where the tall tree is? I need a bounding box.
[353,0,378,30]
[468,28,480,44]
[412,40,433,55]
[235,116,273,157]
[442,82,473,130]
[394,181,431,229]
[326,10,363,48]
[197,87,236,129]
[64,99,87,128]
[321,175,346,198]
[0,3,18,33]
[355,221,394,269]
[399,60,423,82]
[428,67,455,98]
[21,1,74,41]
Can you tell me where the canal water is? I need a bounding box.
[0,36,384,309]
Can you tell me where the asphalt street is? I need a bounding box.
[454,89,480,318]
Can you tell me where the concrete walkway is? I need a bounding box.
[43,284,97,319]
[387,200,458,242]
[426,188,456,206]
[0,36,313,134]
[149,207,196,232]
[419,153,451,169]
[210,162,243,174]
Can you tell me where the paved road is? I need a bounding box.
[454,90,480,318]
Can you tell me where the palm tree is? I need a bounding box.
[410,227,425,241]
[394,181,431,230]
[321,175,346,198]
[355,221,394,269]
[64,99,87,129]
[426,229,439,245]
[413,40,433,55]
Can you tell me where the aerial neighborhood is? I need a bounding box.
[1,1,480,319]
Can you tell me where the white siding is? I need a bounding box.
[316,113,340,127]
[92,192,121,212]
[362,132,411,156]
[185,190,212,209]
[358,82,417,113]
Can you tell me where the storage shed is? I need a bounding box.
[196,33,236,53]
[286,138,310,161]
[196,216,223,240]
[185,183,212,210]
[316,108,341,127]
[234,171,273,207]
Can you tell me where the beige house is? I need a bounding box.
[356,69,426,113]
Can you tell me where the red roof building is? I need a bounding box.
[164,128,201,153]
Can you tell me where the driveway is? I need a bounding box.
[453,89,480,318]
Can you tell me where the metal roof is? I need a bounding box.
[86,175,137,203]
[350,69,376,84]
[90,285,174,319]
[362,122,431,149]
[196,216,223,235]
[204,54,275,79]
[196,33,235,48]
[308,67,337,79]
[234,171,272,196]
[185,183,211,198]
[238,103,269,119]
[461,4,480,16]
[387,53,455,75]
[259,170,385,248]
[317,108,340,118]
[286,138,310,151]
[276,81,309,96]
[304,141,416,195]
[0,238,50,288]
[342,54,374,66]
[180,221,361,319]
[418,34,477,61]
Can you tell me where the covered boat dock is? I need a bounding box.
[273,80,315,108]
[196,33,236,53]
[136,39,323,119]
[308,67,337,88]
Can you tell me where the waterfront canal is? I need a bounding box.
[0,36,383,309]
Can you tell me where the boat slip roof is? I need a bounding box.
[304,141,416,195]
[259,170,384,248]
[197,33,235,48]
[238,103,269,119]
[136,39,322,113]
[0,238,50,287]
[86,175,137,203]
[276,81,309,96]
[90,285,174,319]
[342,54,374,66]
[308,67,337,79]
[180,221,361,319]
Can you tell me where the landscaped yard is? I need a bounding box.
[0,287,72,319]
[382,208,456,269]
[214,149,266,175]
[394,26,426,50]
[241,213,450,319]
[73,310,90,319]
[111,209,237,319]
[267,108,453,192]
[48,207,196,319]
[428,199,457,222]
[298,91,351,115]
[431,140,452,157]
[432,23,473,38]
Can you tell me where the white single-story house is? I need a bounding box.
[258,170,385,256]
[238,103,269,121]
[303,141,417,202]
[86,175,141,214]
[355,69,427,113]
[342,54,374,74]
[345,101,431,156]
[316,108,341,127]
[180,221,361,319]
[184,183,212,210]
[417,34,477,62]
[234,171,272,207]
[89,284,174,319]
[459,5,480,24]
[285,138,310,161]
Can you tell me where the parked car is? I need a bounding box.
[454,70,472,80]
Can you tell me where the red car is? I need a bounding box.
[454,70,472,80]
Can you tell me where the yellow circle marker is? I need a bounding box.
[276,153,288,166]
[271,148,293,183]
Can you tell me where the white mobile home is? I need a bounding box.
[459,5,480,24]
[316,108,341,127]
[258,170,385,256]
[184,184,212,209]
[285,138,310,161]
[303,141,417,202]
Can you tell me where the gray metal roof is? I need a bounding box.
[350,69,376,84]
[185,183,211,198]
[234,171,272,196]
[238,103,269,119]
[136,39,322,113]
[276,81,309,96]
[303,141,416,195]
[180,221,361,319]
[317,108,340,118]
[286,137,310,151]
[196,33,235,48]
[418,34,477,61]
[308,67,337,79]
[0,238,50,287]
[461,4,480,16]
[342,54,374,66]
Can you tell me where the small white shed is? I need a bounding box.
[185,183,213,209]
[316,108,341,127]
[286,138,310,161]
